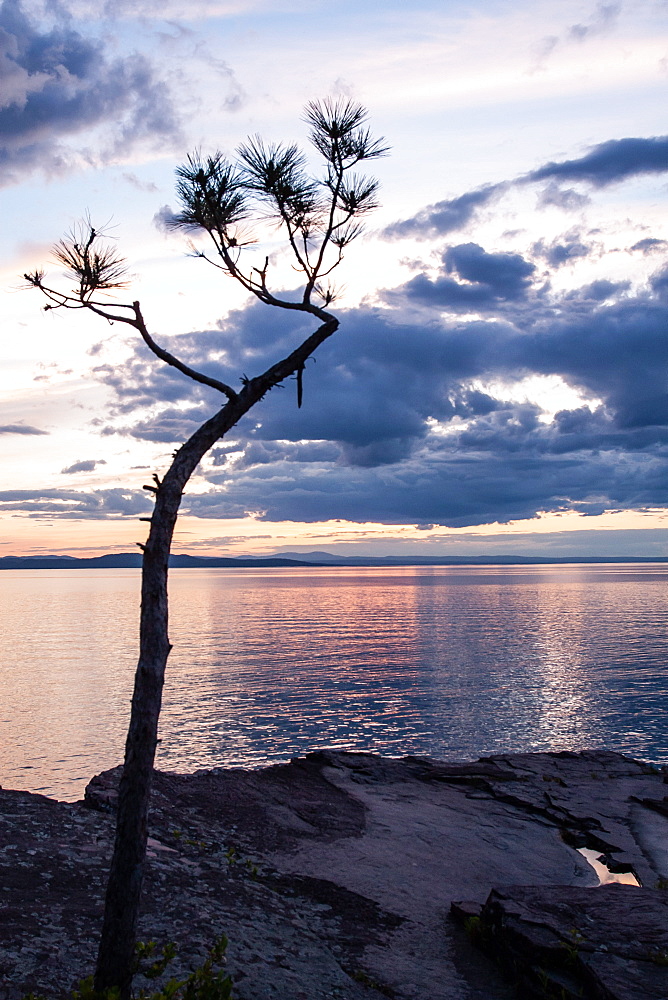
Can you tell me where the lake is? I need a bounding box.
[1,563,667,801]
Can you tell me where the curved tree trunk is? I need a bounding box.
[94,319,337,997]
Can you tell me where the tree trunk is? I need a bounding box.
[93,470,184,995]
[93,317,337,996]
[94,394,244,996]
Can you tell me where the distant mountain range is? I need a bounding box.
[1,551,668,569]
[0,553,313,570]
[272,550,668,566]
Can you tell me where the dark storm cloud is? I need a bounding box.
[0,0,180,182]
[96,263,668,454]
[514,281,668,431]
[395,243,536,311]
[0,422,47,434]
[94,299,502,451]
[82,246,668,528]
[650,266,668,300]
[444,243,536,296]
[182,443,668,528]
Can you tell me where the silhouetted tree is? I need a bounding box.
[26,99,387,998]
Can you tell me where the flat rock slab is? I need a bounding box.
[453,884,668,1000]
[1,750,667,999]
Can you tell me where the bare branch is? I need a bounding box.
[27,256,239,400]
[131,302,238,400]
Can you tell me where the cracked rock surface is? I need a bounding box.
[1,749,666,999]
[456,884,668,1000]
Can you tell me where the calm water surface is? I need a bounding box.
[1,564,667,800]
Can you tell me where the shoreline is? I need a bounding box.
[1,749,667,999]
[3,553,668,570]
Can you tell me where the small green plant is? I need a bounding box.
[173,936,232,1000]
[23,935,233,1000]
[560,940,580,967]
[243,858,259,878]
[532,962,584,1000]
[553,928,585,971]
[535,966,551,992]
[135,941,179,980]
[463,914,482,940]
[183,838,208,849]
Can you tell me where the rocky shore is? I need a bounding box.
[1,750,667,999]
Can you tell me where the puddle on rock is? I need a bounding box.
[577,847,641,886]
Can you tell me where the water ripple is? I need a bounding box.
[1,564,667,800]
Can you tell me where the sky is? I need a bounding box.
[1,0,668,558]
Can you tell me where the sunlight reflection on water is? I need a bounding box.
[1,564,667,800]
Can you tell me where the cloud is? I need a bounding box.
[567,3,621,43]
[529,3,621,72]
[0,422,48,434]
[153,204,180,233]
[393,243,536,312]
[444,243,536,296]
[84,245,668,529]
[0,0,181,183]
[631,238,668,255]
[230,440,340,469]
[536,182,590,210]
[531,232,594,268]
[181,433,668,528]
[98,262,668,454]
[382,183,508,240]
[0,487,151,518]
[60,458,107,474]
[122,172,158,192]
[198,52,245,112]
[561,278,629,302]
[68,0,265,18]
[525,136,668,189]
[99,404,213,442]
[384,135,668,240]
[59,101,668,535]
